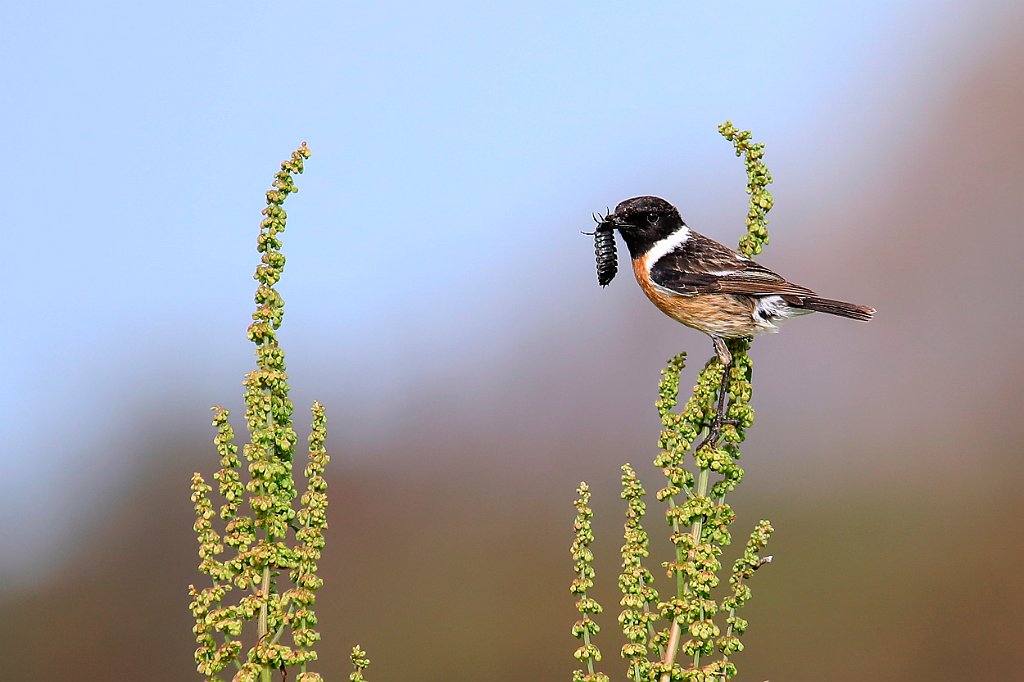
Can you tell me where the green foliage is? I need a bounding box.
[348,646,371,682]
[572,124,776,682]
[718,120,773,257]
[189,143,368,681]
[618,465,661,681]
[645,346,770,682]
[571,483,611,682]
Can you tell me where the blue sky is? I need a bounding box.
[1,0,1001,579]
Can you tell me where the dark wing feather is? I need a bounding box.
[650,231,815,298]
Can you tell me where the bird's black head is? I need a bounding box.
[610,196,685,257]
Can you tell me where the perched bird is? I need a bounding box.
[593,195,874,367]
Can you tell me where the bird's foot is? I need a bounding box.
[697,414,741,451]
[699,338,736,451]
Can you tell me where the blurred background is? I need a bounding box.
[3,2,1023,680]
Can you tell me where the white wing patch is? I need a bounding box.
[752,295,812,332]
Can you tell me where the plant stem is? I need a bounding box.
[690,467,710,671]
[645,602,665,659]
[267,570,303,646]
[259,562,271,682]
[660,621,682,681]
[257,378,276,682]
[718,577,744,682]
[659,366,722,682]
[666,497,685,597]
[578,566,597,678]
[259,565,270,636]
[584,628,596,678]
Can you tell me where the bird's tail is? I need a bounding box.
[800,296,875,321]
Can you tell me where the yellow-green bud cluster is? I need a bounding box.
[189,143,369,680]
[571,483,610,682]
[618,464,661,681]
[719,520,774,661]
[718,121,773,257]
[348,645,371,682]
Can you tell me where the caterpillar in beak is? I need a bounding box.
[590,212,618,286]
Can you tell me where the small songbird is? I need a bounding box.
[595,196,874,366]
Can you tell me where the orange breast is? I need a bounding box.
[631,254,759,338]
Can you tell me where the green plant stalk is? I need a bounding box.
[719,579,744,675]
[645,603,664,660]
[255,398,271,681]
[258,395,276,682]
[618,464,661,682]
[715,474,736,679]
[659,463,711,682]
[191,143,366,682]
[715,458,739,667]
[582,614,597,678]
[689,466,711,670]
[656,489,686,680]
[570,482,607,682]
[578,560,595,679]
[667,498,685,597]
[265,563,308,647]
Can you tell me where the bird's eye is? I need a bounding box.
[646,212,658,224]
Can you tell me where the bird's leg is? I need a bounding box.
[699,338,739,451]
[712,337,732,367]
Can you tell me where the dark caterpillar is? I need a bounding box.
[591,213,618,286]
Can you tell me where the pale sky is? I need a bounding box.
[1,0,1006,581]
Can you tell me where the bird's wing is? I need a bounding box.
[649,231,815,298]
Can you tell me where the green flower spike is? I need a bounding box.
[348,645,371,682]
[571,482,610,682]
[188,143,371,681]
[619,464,661,681]
[718,520,774,667]
[717,120,773,258]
